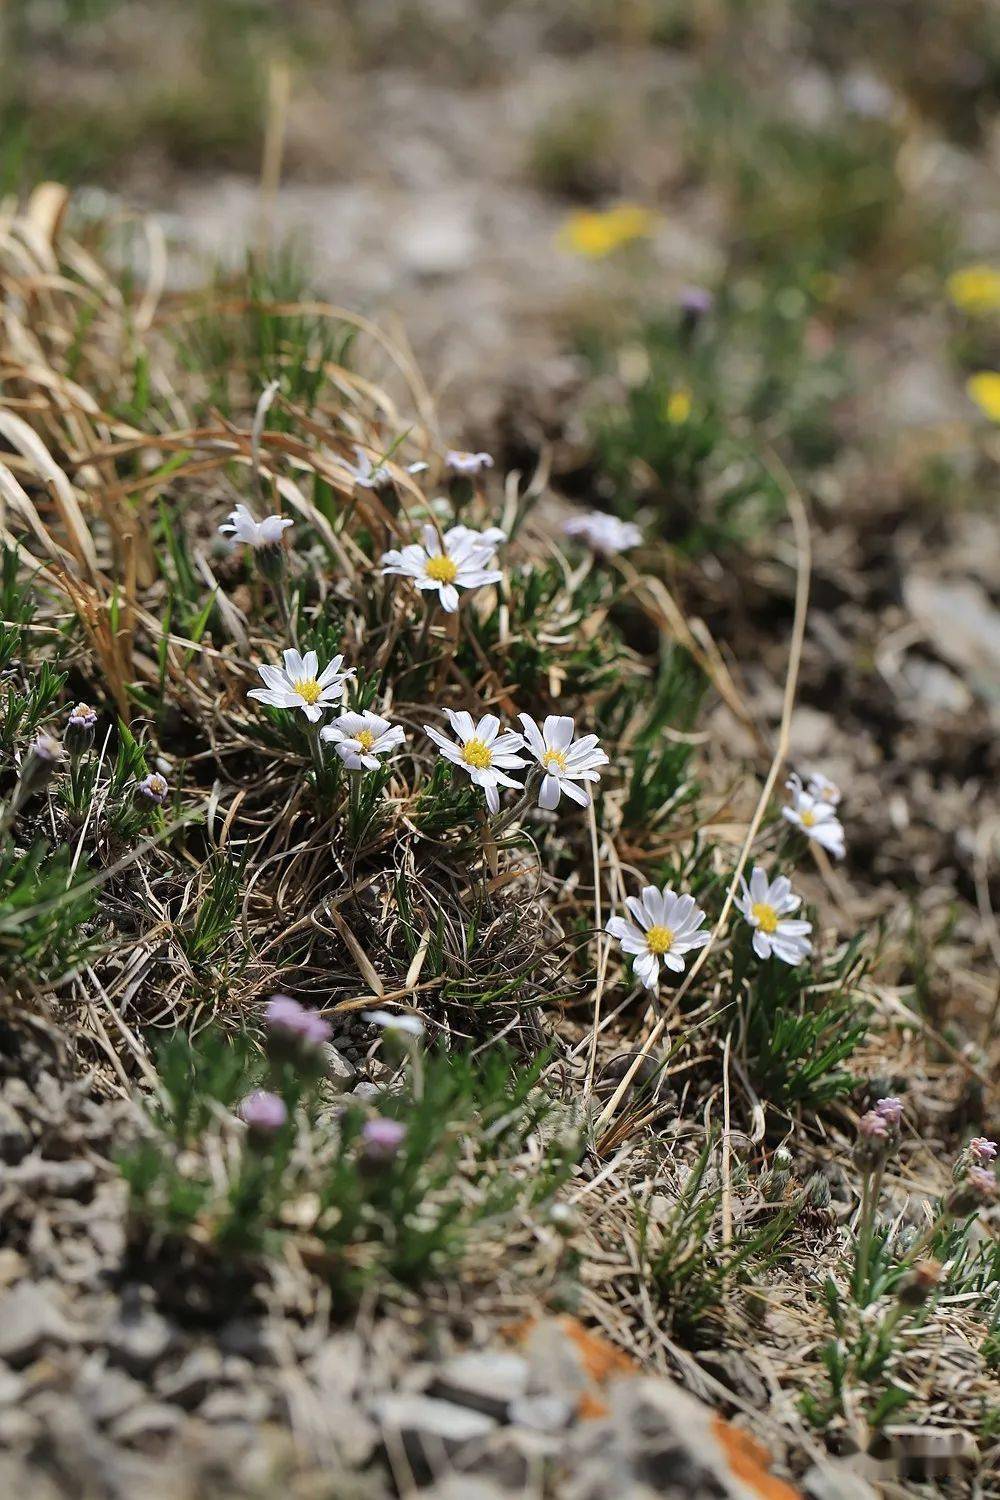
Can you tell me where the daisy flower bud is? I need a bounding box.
[424,710,527,814]
[517,713,608,811]
[897,1259,943,1308]
[237,1089,288,1139]
[19,733,62,796]
[679,284,714,326]
[137,772,170,805]
[65,702,98,754]
[606,884,711,992]
[735,866,812,965]
[969,1137,998,1165]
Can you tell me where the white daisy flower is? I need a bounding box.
[735,865,813,965]
[446,523,507,563]
[563,511,642,556]
[219,503,293,549]
[782,774,846,859]
[424,710,527,814]
[363,1009,425,1038]
[805,770,841,806]
[320,710,406,771]
[247,648,355,724]
[606,884,711,991]
[337,445,428,490]
[446,449,494,476]
[381,524,503,613]
[518,713,609,810]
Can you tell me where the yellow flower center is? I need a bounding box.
[461,738,493,769]
[645,925,674,955]
[356,729,376,750]
[751,902,779,934]
[799,809,816,828]
[294,678,322,705]
[665,387,692,424]
[544,748,568,771]
[426,554,458,584]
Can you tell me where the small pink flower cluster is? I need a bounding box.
[855,1096,904,1167]
[265,993,331,1050]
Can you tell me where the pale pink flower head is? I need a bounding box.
[969,1137,998,1165]
[67,702,98,732]
[859,1109,889,1140]
[265,994,331,1050]
[875,1097,904,1127]
[237,1089,288,1135]
[360,1116,407,1164]
[967,1166,999,1203]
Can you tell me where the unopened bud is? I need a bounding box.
[897,1259,943,1308]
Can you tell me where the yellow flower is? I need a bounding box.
[558,203,655,259]
[664,386,692,424]
[947,265,1000,315]
[966,371,1000,422]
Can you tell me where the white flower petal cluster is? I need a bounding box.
[736,866,812,965]
[338,446,428,489]
[424,710,528,814]
[321,710,406,771]
[518,713,608,809]
[446,449,493,476]
[563,511,642,556]
[381,523,503,612]
[782,773,845,858]
[219,503,293,549]
[247,648,355,724]
[606,885,711,990]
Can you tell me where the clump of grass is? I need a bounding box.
[120,1024,576,1310]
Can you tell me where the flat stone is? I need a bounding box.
[80,1362,146,1425]
[105,1301,174,1373]
[0,1284,78,1367]
[371,1391,497,1478]
[431,1350,530,1418]
[111,1399,185,1444]
[156,1347,223,1407]
[0,1100,31,1163]
[6,1156,95,1197]
[322,1044,357,1085]
[200,1385,271,1424]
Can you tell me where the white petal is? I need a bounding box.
[538,774,561,810]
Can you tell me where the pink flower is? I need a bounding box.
[360,1117,407,1164]
[137,772,169,805]
[265,994,331,1049]
[875,1097,904,1127]
[969,1137,998,1165]
[967,1166,999,1203]
[858,1109,889,1139]
[237,1090,287,1135]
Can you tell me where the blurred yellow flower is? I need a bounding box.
[664,386,693,424]
[558,204,655,259]
[966,371,1000,421]
[947,265,1000,315]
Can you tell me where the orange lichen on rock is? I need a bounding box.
[711,1415,802,1500]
